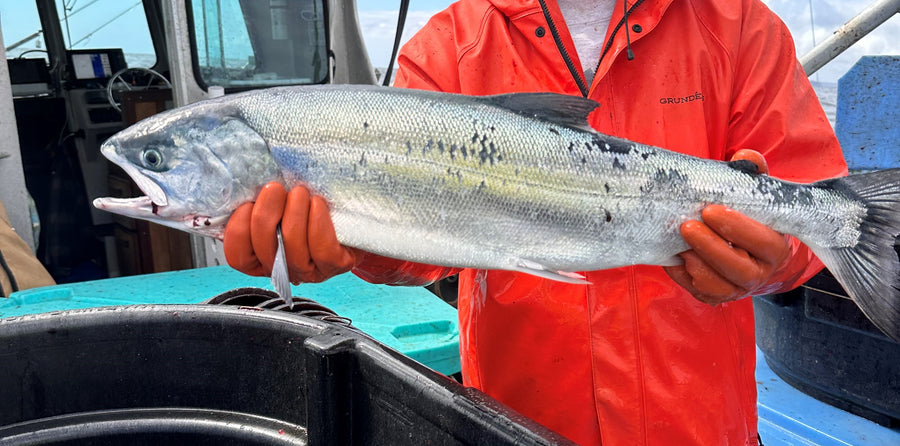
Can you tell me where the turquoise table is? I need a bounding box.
[0,266,461,376]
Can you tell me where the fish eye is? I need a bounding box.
[142,148,164,170]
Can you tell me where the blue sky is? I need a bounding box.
[2,1,898,84]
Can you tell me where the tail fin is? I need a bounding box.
[811,169,900,341]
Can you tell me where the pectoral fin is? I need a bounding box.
[514,259,591,285]
[271,226,294,309]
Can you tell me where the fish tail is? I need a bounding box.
[810,169,900,341]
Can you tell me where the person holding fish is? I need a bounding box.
[224,0,850,445]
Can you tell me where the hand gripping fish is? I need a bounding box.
[94,85,900,340]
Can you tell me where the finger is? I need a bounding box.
[223,203,267,276]
[249,183,287,274]
[308,195,356,279]
[701,205,789,266]
[281,187,317,282]
[731,149,768,175]
[664,257,740,305]
[680,251,744,303]
[662,263,701,296]
[681,219,761,286]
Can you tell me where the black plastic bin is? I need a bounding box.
[0,305,573,445]
[755,266,900,427]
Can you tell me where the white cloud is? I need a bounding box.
[359,10,443,69]
[763,0,900,83]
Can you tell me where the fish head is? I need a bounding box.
[93,101,281,239]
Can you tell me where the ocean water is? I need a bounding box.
[812,81,838,128]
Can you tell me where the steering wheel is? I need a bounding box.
[106,67,173,112]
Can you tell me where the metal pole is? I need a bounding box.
[807,0,819,82]
[5,31,42,52]
[216,0,225,70]
[801,0,900,76]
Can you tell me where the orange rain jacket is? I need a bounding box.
[353,0,849,444]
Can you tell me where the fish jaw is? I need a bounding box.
[92,195,228,239]
[93,141,229,239]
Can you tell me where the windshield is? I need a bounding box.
[1,2,48,61]
[188,0,328,89]
[54,0,156,68]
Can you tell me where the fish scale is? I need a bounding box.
[93,84,900,341]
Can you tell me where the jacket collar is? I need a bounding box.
[486,0,672,20]
[489,0,676,93]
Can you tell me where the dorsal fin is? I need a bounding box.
[485,92,600,132]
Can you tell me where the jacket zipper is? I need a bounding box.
[536,0,590,97]
[593,0,648,77]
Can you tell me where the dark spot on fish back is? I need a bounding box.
[758,178,816,206]
[594,137,633,155]
[613,158,626,170]
[653,168,689,184]
[605,210,612,222]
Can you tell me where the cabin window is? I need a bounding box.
[187,0,329,89]
[53,0,156,68]
[1,2,47,62]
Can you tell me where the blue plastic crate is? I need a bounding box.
[1,266,460,375]
[835,55,900,172]
[756,348,900,445]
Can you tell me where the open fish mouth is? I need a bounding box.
[93,142,231,238]
[93,195,228,237]
[93,195,159,217]
[92,164,169,220]
[93,144,177,224]
[92,195,178,225]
